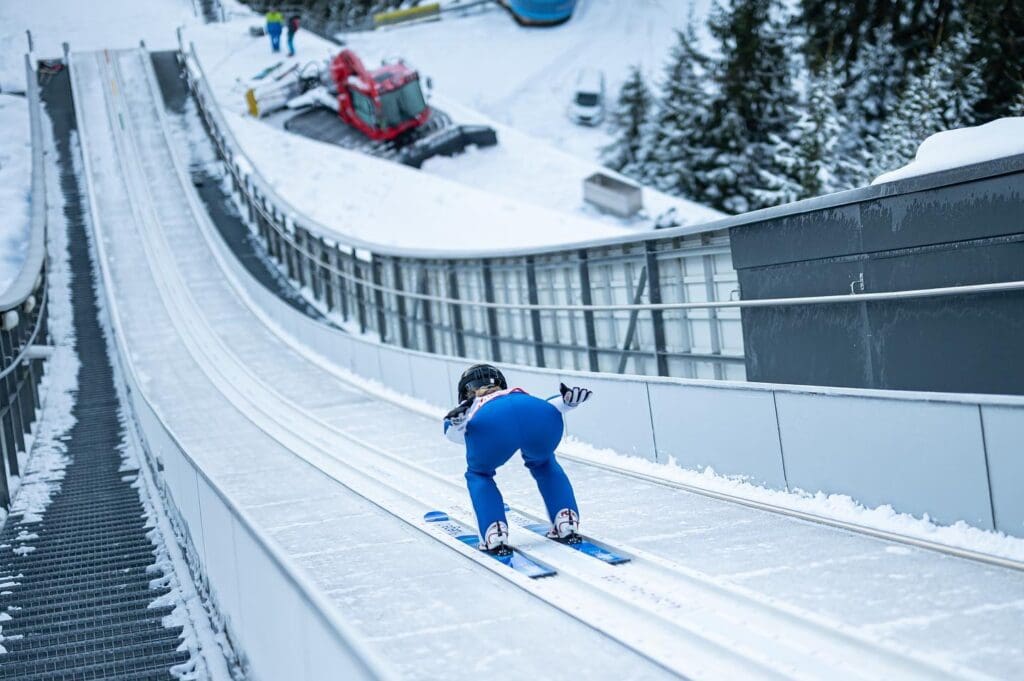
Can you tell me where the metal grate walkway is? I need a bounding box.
[0,64,191,681]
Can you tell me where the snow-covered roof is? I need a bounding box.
[873,117,1024,185]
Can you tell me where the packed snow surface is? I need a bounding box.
[873,117,1024,184]
[0,95,31,292]
[341,0,717,162]
[227,111,631,251]
[0,0,197,92]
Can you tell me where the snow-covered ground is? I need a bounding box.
[0,0,198,91]
[226,109,632,251]
[184,12,722,250]
[0,94,31,292]
[341,0,717,163]
[873,117,1024,184]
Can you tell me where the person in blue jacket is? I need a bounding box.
[265,11,284,53]
[444,364,592,555]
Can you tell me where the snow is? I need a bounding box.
[0,95,32,293]
[3,119,80,528]
[340,0,718,162]
[0,0,199,91]
[872,117,1024,185]
[183,13,723,251]
[226,110,631,251]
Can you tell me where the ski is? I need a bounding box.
[501,505,631,566]
[251,61,284,80]
[423,511,556,579]
[522,522,631,565]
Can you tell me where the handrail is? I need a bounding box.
[0,54,47,313]
[0,285,48,382]
[208,188,1024,311]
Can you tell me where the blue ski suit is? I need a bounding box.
[444,388,578,540]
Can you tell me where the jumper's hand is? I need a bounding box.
[445,400,472,427]
[559,383,592,408]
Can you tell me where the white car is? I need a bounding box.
[569,69,605,126]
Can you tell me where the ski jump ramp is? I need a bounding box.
[69,48,1024,680]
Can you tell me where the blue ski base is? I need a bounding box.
[424,511,556,579]
[525,524,631,565]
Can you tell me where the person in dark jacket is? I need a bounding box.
[286,15,300,57]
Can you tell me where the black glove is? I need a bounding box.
[559,383,592,408]
[445,399,472,426]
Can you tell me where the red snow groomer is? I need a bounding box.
[329,49,430,142]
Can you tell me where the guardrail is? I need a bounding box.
[180,37,745,381]
[0,54,50,509]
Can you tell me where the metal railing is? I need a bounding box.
[0,54,50,509]
[179,38,1024,387]
[181,39,746,380]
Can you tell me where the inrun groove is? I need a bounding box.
[0,63,191,680]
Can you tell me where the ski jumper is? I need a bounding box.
[266,12,283,52]
[445,388,578,541]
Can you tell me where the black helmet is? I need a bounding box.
[458,364,507,402]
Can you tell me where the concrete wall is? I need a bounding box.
[208,212,1024,538]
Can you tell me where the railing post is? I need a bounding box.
[392,260,410,349]
[352,251,367,334]
[577,250,600,372]
[703,253,724,379]
[481,260,501,362]
[645,242,669,376]
[525,256,545,367]
[446,266,466,357]
[371,256,388,343]
[419,268,436,354]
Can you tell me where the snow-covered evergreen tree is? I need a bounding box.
[601,66,653,173]
[704,0,801,212]
[869,28,988,179]
[634,27,712,200]
[772,62,867,198]
[1011,86,1024,117]
[932,27,986,128]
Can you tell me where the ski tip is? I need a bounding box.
[423,510,449,523]
[503,502,510,511]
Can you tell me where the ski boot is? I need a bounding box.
[481,520,513,557]
[547,508,582,545]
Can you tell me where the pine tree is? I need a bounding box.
[932,27,986,129]
[965,0,1024,120]
[1011,86,1024,117]
[703,0,801,212]
[633,27,712,200]
[602,66,653,174]
[776,62,866,197]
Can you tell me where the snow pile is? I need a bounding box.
[226,110,632,252]
[2,121,81,528]
[560,437,1024,564]
[872,117,1024,185]
[0,95,32,293]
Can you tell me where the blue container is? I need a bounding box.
[506,0,577,25]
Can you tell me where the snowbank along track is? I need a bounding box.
[0,63,192,681]
[79,46,1024,680]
